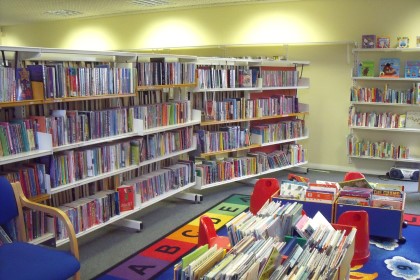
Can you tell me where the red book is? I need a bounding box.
[117,185,135,212]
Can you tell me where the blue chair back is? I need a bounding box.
[0,176,19,225]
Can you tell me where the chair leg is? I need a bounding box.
[73,271,81,280]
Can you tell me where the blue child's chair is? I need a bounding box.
[0,177,81,280]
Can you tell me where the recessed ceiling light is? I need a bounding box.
[45,10,82,16]
[131,0,169,6]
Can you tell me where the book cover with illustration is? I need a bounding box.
[379,58,400,78]
[362,34,376,48]
[405,60,420,78]
[358,60,375,77]
[117,185,135,212]
[15,68,33,101]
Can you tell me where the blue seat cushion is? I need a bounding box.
[0,242,80,280]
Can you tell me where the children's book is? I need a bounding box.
[361,35,376,48]
[358,61,375,77]
[404,60,420,78]
[405,111,420,128]
[117,185,135,212]
[379,58,400,78]
[376,36,390,48]
[16,68,33,101]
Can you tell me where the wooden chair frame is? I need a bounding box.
[11,182,80,280]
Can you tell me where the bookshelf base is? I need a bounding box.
[174,192,203,203]
[112,219,143,232]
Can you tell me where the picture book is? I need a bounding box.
[397,36,409,48]
[117,185,135,212]
[361,34,376,48]
[376,36,390,48]
[405,111,420,128]
[379,58,400,78]
[404,60,420,78]
[15,67,33,101]
[358,60,375,77]
[339,177,373,189]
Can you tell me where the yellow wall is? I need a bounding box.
[2,0,420,174]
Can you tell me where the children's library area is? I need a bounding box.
[1,0,420,279]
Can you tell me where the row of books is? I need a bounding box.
[1,64,135,102]
[195,145,306,187]
[175,203,355,279]
[130,127,193,164]
[250,119,305,144]
[227,201,304,245]
[56,189,119,240]
[122,160,195,205]
[1,163,47,198]
[348,106,420,129]
[278,175,405,210]
[356,58,420,78]
[30,108,131,147]
[196,94,299,121]
[347,134,410,159]
[41,140,131,189]
[196,65,259,89]
[350,84,420,104]
[337,180,404,210]
[0,118,39,157]
[261,69,299,87]
[131,100,192,130]
[196,126,251,154]
[136,61,196,86]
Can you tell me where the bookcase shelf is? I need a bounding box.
[349,126,420,133]
[193,56,310,190]
[48,136,197,194]
[200,144,261,157]
[349,155,420,163]
[0,149,52,166]
[200,111,309,126]
[349,48,420,173]
[55,182,196,246]
[195,161,308,190]
[0,45,201,246]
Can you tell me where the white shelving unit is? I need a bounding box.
[1,46,202,246]
[349,47,420,188]
[193,57,310,190]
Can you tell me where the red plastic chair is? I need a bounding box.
[337,210,370,266]
[198,215,231,250]
[250,178,280,215]
[343,171,365,181]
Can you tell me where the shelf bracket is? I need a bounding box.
[174,192,203,203]
[112,219,143,232]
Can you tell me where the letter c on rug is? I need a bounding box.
[182,229,198,238]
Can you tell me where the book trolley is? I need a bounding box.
[272,186,406,243]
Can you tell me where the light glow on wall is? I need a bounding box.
[137,18,206,49]
[62,26,114,50]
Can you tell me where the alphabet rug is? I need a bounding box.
[95,194,420,280]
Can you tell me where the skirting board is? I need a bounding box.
[305,163,388,176]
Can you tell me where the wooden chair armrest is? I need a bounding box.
[12,183,79,260]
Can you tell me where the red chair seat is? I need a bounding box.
[198,215,231,251]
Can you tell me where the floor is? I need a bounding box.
[68,169,420,279]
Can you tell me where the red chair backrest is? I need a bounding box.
[343,171,365,181]
[198,215,217,246]
[250,178,280,215]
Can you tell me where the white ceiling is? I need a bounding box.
[0,0,303,27]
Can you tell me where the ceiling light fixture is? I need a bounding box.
[131,0,169,6]
[45,10,82,16]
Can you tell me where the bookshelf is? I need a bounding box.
[193,57,310,190]
[0,46,200,245]
[349,48,420,185]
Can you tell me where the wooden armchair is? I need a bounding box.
[0,177,80,280]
